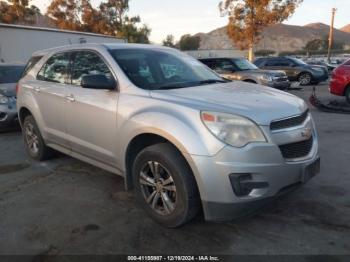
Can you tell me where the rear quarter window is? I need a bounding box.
[22,56,43,77]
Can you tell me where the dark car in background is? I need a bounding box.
[329,59,350,103]
[254,57,329,86]
[306,60,337,74]
[199,58,291,90]
[0,64,25,129]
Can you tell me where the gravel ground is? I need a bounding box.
[0,83,349,257]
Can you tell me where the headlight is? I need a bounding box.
[0,94,9,104]
[201,111,267,147]
[261,74,273,81]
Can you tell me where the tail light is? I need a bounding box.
[16,83,20,95]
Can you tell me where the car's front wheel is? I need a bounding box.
[345,87,350,104]
[133,143,200,228]
[298,72,312,86]
[23,115,54,161]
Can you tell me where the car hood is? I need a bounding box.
[151,82,307,126]
[0,83,16,97]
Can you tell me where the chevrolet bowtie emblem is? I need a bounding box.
[301,128,312,139]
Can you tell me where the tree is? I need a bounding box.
[303,37,344,56]
[178,34,200,51]
[304,39,324,53]
[162,35,176,48]
[46,0,87,31]
[0,0,40,24]
[46,0,151,43]
[219,0,303,61]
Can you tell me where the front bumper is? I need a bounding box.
[265,80,291,90]
[189,120,319,222]
[0,102,18,128]
[312,72,329,83]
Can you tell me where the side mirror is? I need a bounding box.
[81,74,116,90]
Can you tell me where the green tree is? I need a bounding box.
[219,0,303,61]
[162,34,176,48]
[178,34,200,51]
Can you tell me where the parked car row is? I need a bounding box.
[199,58,291,90]
[16,43,320,227]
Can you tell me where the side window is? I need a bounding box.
[201,60,215,69]
[214,59,235,72]
[37,53,70,84]
[266,59,289,67]
[71,51,113,85]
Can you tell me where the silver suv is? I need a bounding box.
[17,44,320,227]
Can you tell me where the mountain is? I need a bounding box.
[340,24,350,33]
[195,23,350,53]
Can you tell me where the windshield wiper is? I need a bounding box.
[156,83,190,90]
[197,79,228,85]
[155,79,227,90]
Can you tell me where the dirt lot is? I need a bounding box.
[0,83,349,257]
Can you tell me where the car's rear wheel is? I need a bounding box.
[298,72,312,86]
[23,115,54,161]
[132,143,200,228]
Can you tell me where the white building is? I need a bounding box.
[0,23,126,63]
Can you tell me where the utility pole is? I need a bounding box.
[327,8,337,63]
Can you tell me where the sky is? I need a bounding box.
[31,0,350,43]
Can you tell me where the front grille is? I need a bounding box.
[274,76,288,82]
[270,110,309,131]
[279,137,313,159]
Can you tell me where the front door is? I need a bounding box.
[64,50,119,166]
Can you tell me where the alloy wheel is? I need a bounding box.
[25,122,39,155]
[139,161,177,215]
[299,74,311,85]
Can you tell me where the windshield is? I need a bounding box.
[109,48,225,90]
[0,66,25,84]
[289,57,307,66]
[232,59,258,71]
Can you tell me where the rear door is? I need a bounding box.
[64,50,119,166]
[33,52,71,147]
[262,58,294,78]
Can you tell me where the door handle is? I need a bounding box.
[66,94,75,102]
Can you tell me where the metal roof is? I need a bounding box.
[0,23,125,40]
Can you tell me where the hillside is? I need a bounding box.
[196,23,350,52]
[340,24,350,33]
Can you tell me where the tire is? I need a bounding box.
[23,115,55,161]
[298,72,312,86]
[346,87,350,104]
[132,143,200,228]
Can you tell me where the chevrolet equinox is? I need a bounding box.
[17,44,320,227]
